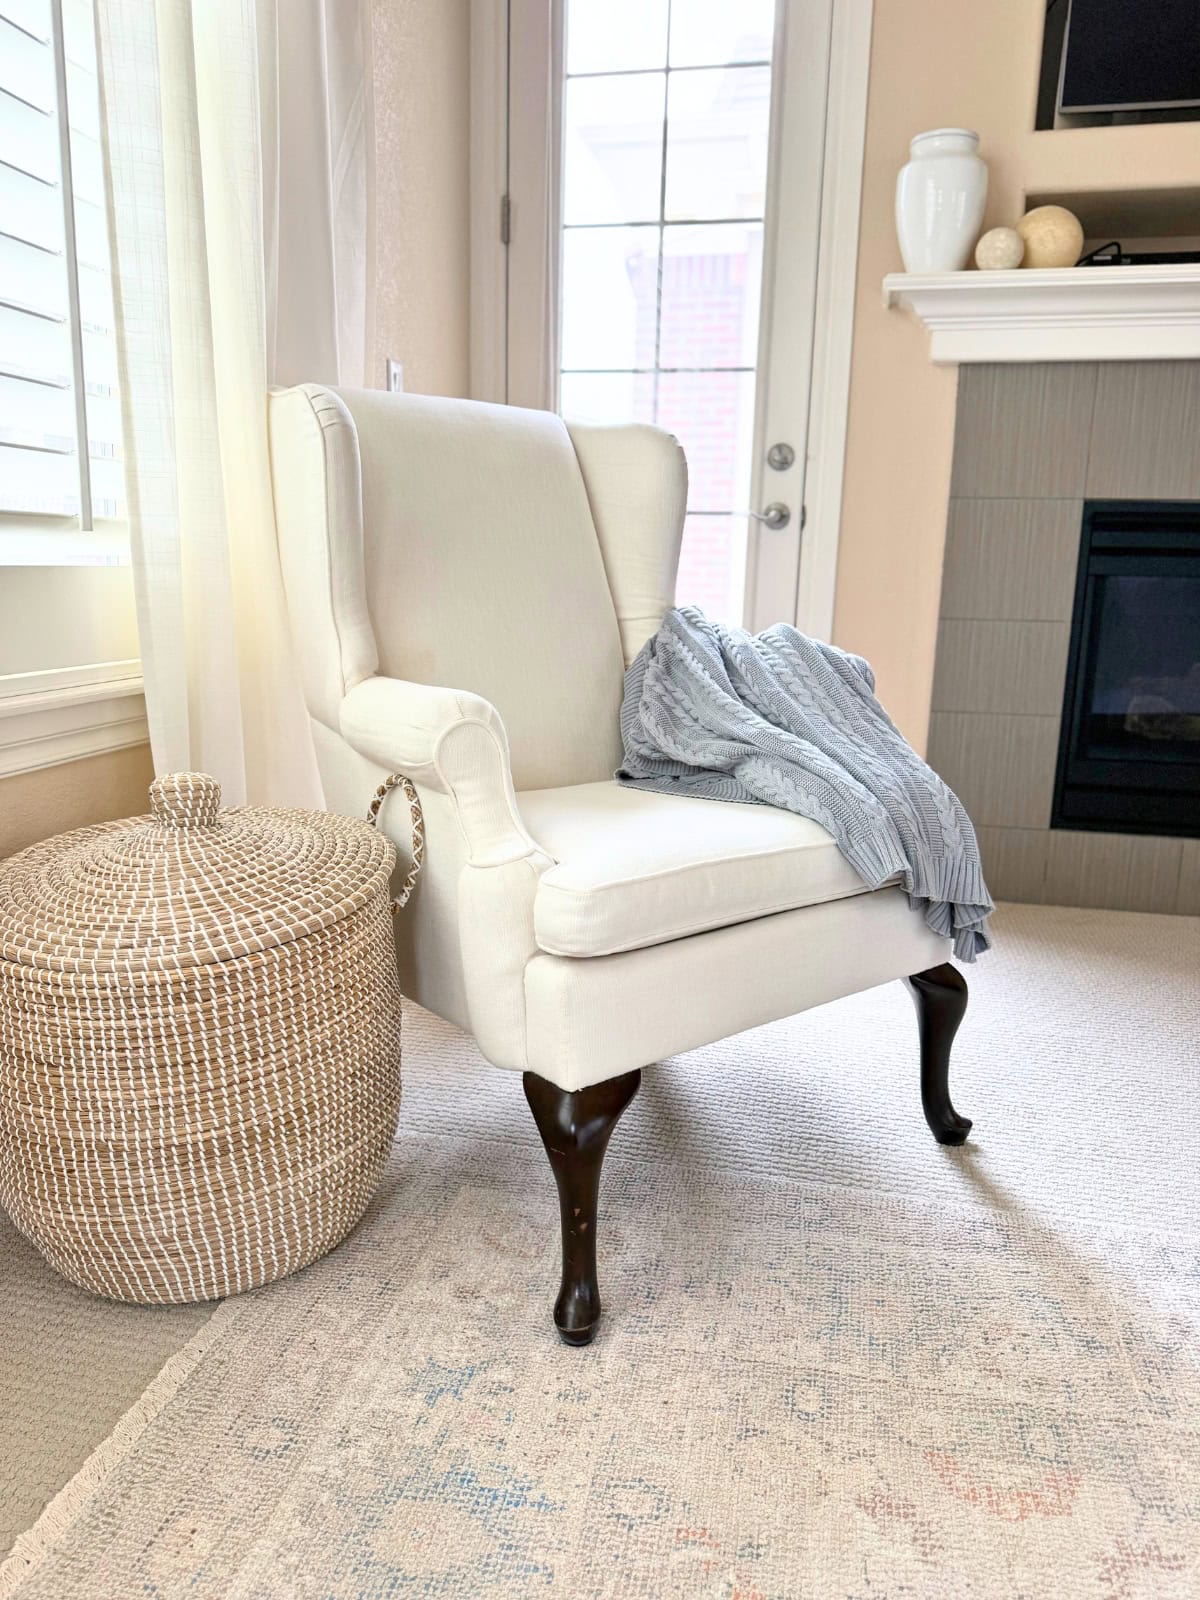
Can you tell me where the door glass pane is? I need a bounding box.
[566,0,669,75]
[561,226,659,371]
[563,72,666,225]
[559,3,777,625]
[668,0,776,67]
[675,513,751,621]
[559,371,655,426]
[656,370,756,513]
[659,223,763,369]
[664,65,772,222]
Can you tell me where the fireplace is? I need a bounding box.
[1052,501,1200,838]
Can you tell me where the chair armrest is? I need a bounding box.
[339,675,541,866]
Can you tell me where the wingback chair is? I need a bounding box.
[268,385,971,1345]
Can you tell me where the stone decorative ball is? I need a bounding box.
[1015,205,1084,269]
[974,226,1024,271]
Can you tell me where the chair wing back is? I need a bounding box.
[269,385,687,791]
[268,385,380,733]
[567,421,688,666]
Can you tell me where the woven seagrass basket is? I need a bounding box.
[0,770,422,1305]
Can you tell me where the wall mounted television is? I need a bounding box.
[1059,0,1200,113]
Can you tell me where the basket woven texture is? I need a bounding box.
[0,772,407,1305]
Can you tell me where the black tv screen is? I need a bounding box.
[1059,0,1200,112]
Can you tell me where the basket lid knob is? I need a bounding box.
[150,772,223,829]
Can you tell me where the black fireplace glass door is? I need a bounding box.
[1082,574,1200,761]
[1052,501,1200,837]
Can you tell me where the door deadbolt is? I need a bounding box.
[766,441,795,471]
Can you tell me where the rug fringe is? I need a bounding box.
[0,1300,238,1597]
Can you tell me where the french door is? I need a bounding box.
[494,0,871,637]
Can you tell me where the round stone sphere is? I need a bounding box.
[1015,206,1084,269]
[975,226,1025,271]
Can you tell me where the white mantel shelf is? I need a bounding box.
[883,263,1200,365]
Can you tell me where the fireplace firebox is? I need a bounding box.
[1052,501,1200,838]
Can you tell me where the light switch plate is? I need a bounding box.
[386,359,404,393]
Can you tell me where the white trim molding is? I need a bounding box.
[469,0,509,403]
[504,0,563,410]
[744,0,835,635]
[0,659,147,779]
[795,0,873,643]
[884,263,1200,365]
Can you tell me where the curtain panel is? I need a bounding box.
[96,0,375,807]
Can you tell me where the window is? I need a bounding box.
[0,0,125,565]
[558,0,776,622]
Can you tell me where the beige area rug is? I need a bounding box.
[1,902,1197,1598]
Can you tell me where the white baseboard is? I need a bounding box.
[0,660,148,779]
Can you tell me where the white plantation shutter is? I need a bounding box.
[0,0,124,560]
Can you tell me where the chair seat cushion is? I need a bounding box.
[518,781,885,958]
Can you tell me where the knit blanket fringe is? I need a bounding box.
[617,607,993,962]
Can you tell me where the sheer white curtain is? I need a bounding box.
[97,0,375,807]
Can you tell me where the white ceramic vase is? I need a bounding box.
[895,128,988,273]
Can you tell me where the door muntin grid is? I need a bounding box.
[559,0,777,624]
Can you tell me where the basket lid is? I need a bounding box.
[0,772,397,975]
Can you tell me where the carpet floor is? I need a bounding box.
[0,902,1197,1598]
[0,1212,212,1562]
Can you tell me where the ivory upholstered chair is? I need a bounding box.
[268,386,971,1345]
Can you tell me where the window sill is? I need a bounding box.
[0,660,147,779]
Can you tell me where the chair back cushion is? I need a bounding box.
[271,386,645,790]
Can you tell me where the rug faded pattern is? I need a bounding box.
[1,903,1197,1599]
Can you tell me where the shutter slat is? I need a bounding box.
[0,429,74,454]
[0,443,79,515]
[0,88,59,186]
[0,16,54,114]
[0,301,72,361]
[0,2,52,45]
[0,232,68,317]
[0,0,126,538]
[0,161,63,251]
[0,360,70,388]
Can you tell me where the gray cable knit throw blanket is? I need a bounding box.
[617,606,993,961]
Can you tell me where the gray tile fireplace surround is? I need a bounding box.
[927,360,1199,916]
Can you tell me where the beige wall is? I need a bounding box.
[835,0,1200,752]
[0,568,139,677]
[372,0,471,398]
[0,744,155,861]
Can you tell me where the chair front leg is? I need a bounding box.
[903,963,972,1145]
[523,1067,641,1346]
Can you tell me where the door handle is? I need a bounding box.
[744,502,791,530]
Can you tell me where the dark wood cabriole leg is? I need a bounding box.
[903,963,972,1146]
[522,1067,641,1346]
